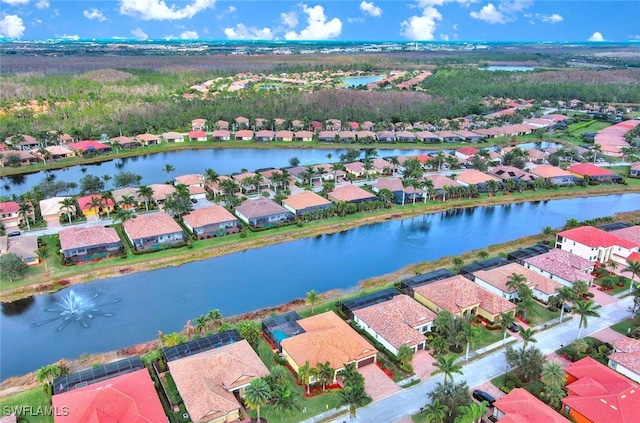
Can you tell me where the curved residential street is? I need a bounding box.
[306,295,634,423]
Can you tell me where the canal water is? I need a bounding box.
[1,193,638,379]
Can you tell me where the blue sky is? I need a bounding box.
[0,0,638,42]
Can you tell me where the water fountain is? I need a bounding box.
[34,290,119,332]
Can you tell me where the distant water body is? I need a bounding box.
[481,66,535,72]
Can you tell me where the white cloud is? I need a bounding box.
[180,30,198,39]
[360,1,382,17]
[84,8,107,22]
[440,33,449,41]
[470,0,533,24]
[539,13,563,23]
[280,11,299,28]
[130,27,148,40]
[119,0,216,21]
[1,0,29,5]
[35,0,49,9]
[400,6,442,40]
[588,31,605,42]
[224,24,274,40]
[285,4,342,40]
[216,5,235,19]
[0,14,25,38]
[60,34,79,40]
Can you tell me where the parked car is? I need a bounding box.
[508,322,520,333]
[7,231,21,237]
[472,389,496,406]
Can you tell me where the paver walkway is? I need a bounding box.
[358,364,401,401]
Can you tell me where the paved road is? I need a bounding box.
[318,296,633,423]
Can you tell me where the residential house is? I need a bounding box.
[347,121,360,130]
[1,150,38,166]
[123,212,186,251]
[191,118,207,131]
[556,226,639,265]
[493,388,569,423]
[473,262,562,302]
[610,226,640,247]
[52,369,166,423]
[395,130,417,143]
[609,337,640,384]
[77,194,115,220]
[40,196,75,227]
[630,163,640,178]
[234,197,294,228]
[337,131,356,143]
[425,174,463,200]
[216,120,230,130]
[111,187,140,210]
[234,129,254,141]
[328,185,377,204]
[211,129,231,141]
[526,148,550,164]
[291,119,305,130]
[182,205,241,239]
[530,165,577,186]
[455,170,501,191]
[58,226,123,263]
[455,147,479,160]
[135,133,161,145]
[524,249,596,287]
[168,339,270,423]
[435,131,461,142]
[5,235,39,265]
[310,121,323,132]
[42,145,75,160]
[254,130,275,142]
[6,134,39,150]
[372,177,409,204]
[67,140,111,154]
[235,116,250,128]
[356,130,376,143]
[149,184,176,204]
[188,130,208,142]
[110,136,141,149]
[326,119,341,130]
[371,158,396,175]
[563,357,640,423]
[412,275,516,323]
[353,294,436,355]
[376,131,396,143]
[362,121,375,131]
[344,161,376,178]
[455,130,485,143]
[567,163,623,184]
[162,132,184,143]
[232,171,262,194]
[281,311,378,379]
[275,130,294,142]
[415,131,441,143]
[282,191,332,216]
[175,174,204,188]
[294,130,314,142]
[489,165,536,184]
[318,130,336,143]
[0,201,34,231]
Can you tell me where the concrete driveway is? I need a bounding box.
[412,350,437,380]
[358,364,401,401]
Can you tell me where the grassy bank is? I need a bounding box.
[2,181,638,301]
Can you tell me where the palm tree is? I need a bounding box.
[500,312,516,345]
[315,361,335,391]
[555,286,577,322]
[424,399,448,423]
[422,178,435,202]
[486,179,499,196]
[67,182,78,195]
[306,289,319,314]
[162,163,175,178]
[574,299,601,339]
[59,197,76,225]
[541,225,554,240]
[540,361,566,388]
[137,185,154,212]
[194,315,208,334]
[113,209,135,225]
[119,194,136,210]
[477,250,489,259]
[36,364,62,395]
[298,361,312,394]
[520,327,537,351]
[462,321,482,361]
[102,174,112,189]
[100,193,112,218]
[204,168,220,190]
[431,355,463,383]
[623,259,640,286]
[452,256,464,271]
[377,188,394,205]
[244,378,271,423]
[17,202,33,231]
[572,280,590,299]
[85,196,103,219]
[455,402,486,423]
[36,245,50,273]
[506,273,527,295]
[205,309,223,331]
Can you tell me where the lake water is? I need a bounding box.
[1,193,638,379]
[341,75,384,87]
[481,66,535,72]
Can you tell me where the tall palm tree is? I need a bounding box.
[574,299,601,339]
[59,197,76,225]
[100,193,112,218]
[555,286,576,322]
[194,315,208,334]
[519,327,537,351]
[244,378,271,423]
[306,289,319,314]
[506,273,527,295]
[298,361,312,394]
[136,185,154,212]
[540,361,566,388]
[424,399,448,423]
[315,361,335,391]
[113,209,135,225]
[462,321,482,361]
[205,309,223,331]
[623,259,640,286]
[431,355,463,383]
[422,178,435,202]
[17,202,33,231]
[162,163,175,178]
[102,174,112,189]
[455,402,486,423]
[119,194,136,210]
[85,196,104,219]
[500,312,516,345]
[36,245,50,273]
[572,280,590,299]
[203,168,220,190]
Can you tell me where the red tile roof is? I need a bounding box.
[558,226,638,249]
[495,388,569,423]
[52,369,166,423]
[77,194,114,212]
[610,226,640,246]
[283,191,331,211]
[457,146,479,156]
[123,212,183,240]
[183,205,238,229]
[610,337,640,376]
[563,357,640,423]
[235,197,291,219]
[328,185,377,203]
[456,170,500,185]
[67,140,111,151]
[59,226,121,251]
[567,163,616,177]
[0,201,21,214]
[530,164,572,178]
[524,249,595,284]
[474,262,562,295]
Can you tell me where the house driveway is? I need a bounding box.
[358,364,401,401]
[412,350,437,380]
[591,326,625,344]
[588,284,618,306]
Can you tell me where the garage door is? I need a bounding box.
[357,356,376,368]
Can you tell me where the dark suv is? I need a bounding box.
[472,389,496,406]
[508,322,520,333]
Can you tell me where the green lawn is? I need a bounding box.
[611,318,636,336]
[475,326,507,350]
[522,301,560,327]
[0,387,53,423]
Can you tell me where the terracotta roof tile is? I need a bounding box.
[524,249,595,284]
[475,262,562,295]
[610,226,640,246]
[183,205,238,229]
[328,185,377,202]
[283,191,331,211]
[353,295,434,350]
[456,170,500,185]
[558,226,638,249]
[567,163,616,177]
[59,226,121,251]
[530,164,572,178]
[123,212,183,240]
[235,197,291,220]
[494,388,569,423]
